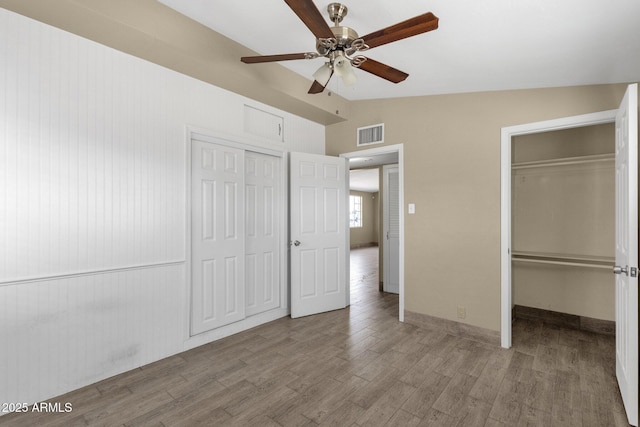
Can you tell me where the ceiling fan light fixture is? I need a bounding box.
[312,62,333,86]
[341,70,357,86]
[331,53,356,86]
[338,61,357,86]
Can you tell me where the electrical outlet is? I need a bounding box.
[457,306,466,319]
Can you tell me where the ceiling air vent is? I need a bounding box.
[357,123,384,147]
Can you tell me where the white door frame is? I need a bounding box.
[341,144,405,322]
[500,110,617,348]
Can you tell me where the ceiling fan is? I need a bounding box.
[240,0,439,94]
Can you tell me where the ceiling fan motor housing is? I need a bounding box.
[316,2,359,57]
[315,25,359,56]
[332,26,358,47]
[327,3,348,24]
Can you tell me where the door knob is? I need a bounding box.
[293,240,301,246]
[613,265,628,275]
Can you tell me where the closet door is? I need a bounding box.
[614,83,638,426]
[191,140,245,335]
[245,152,281,316]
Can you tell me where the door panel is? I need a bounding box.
[245,151,281,317]
[615,83,638,426]
[324,247,340,293]
[290,152,348,318]
[300,249,318,297]
[191,140,245,335]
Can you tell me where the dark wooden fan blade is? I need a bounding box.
[308,71,333,94]
[284,0,334,39]
[357,58,409,83]
[362,12,439,49]
[241,53,312,63]
[308,80,326,94]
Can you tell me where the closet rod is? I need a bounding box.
[511,154,614,170]
[512,256,613,270]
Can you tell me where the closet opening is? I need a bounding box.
[499,108,619,348]
[510,123,616,340]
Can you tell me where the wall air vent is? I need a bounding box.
[357,123,384,146]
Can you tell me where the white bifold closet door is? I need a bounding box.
[191,140,246,335]
[245,151,281,317]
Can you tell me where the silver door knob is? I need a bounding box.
[613,265,628,275]
[293,240,301,246]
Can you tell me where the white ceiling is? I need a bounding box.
[158,0,640,101]
[350,168,379,192]
[348,152,398,192]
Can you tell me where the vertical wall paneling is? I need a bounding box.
[1,8,323,408]
[1,265,184,405]
[0,14,186,283]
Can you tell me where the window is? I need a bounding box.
[349,195,362,228]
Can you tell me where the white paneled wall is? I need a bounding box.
[0,265,184,403]
[0,8,324,407]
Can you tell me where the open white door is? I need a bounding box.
[383,164,400,294]
[614,83,638,427]
[290,152,348,318]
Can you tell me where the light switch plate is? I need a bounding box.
[408,203,415,214]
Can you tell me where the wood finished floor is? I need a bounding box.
[1,247,630,426]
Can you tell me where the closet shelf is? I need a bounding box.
[511,251,614,270]
[511,153,614,170]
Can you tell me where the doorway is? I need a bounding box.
[500,109,618,348]
[341,144,404,321]
[502,85,638,426]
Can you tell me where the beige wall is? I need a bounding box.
[512,124,615,321]
[513,123,615,162]
[326,84,631,331]
[350,190,379,248]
